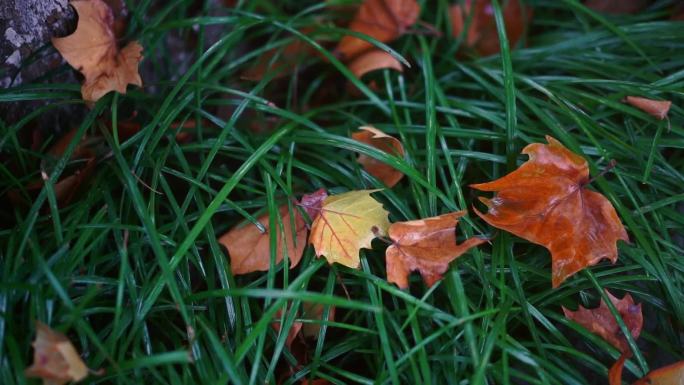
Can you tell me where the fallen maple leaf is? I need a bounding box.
[25,322,90,385]
[450,0,533,56]
[219,203,308,275]
[351,126,405,187]
[471,136,629,287]
[624,96,672,120]
[309,190,390,268]
[563,290,642,354]
[335,0,420,60]
[585,0,650,14]
[386,211,485,288]
[52,0,143,103]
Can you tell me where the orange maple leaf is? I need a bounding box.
[52,0,143,103]
[471,136,629,287]
[335,0,420,60]
[386,211,485,288]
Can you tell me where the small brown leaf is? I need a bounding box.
[52,0,143,103]
[335,0,420,60]
[386,211,485,288]
[562,290,642,354]
[219,204,307,275]
[301,302,336,338]
[25,322,89,385]
[351,126,405,187]
[348,49,403,80]
[242,31,317,81]
[450,0,533,57]
[271,302,335,348]
[9,128,96,208]
[272,307,304,348]
[624,96,672,120]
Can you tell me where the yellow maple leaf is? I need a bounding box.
[309,190,390,268]
[52,0,143,103]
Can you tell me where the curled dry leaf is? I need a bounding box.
[9,127,96,207]
[584,0,650,14]
[471,136,629,287]
[347,49,403,80]
[219,204,307,275]
[336,0,420,60]
[624,96,672,120]
[242,32,316,81]
[309,190,390,268]
[52,0,143,103]
[271,303,335,347]
[272,307,304,348]
[450,0,533,56]
[25,322,89,385]
[386,211,485,288]
[562,290,642,354]
[301,302,336,338]
[351,126,405,187]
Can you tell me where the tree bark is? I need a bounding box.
[1,0,76,88]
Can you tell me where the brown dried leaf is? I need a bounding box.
[562,290,642,354]
[351,126,405,187]
[450,0,533,56]
[336,0,420,60]
[271,302,335,348]
[52,0,143,103]
[624,96,672,120]
[301,302,336,338]
[25,322,89,385]
[242,32,316,81]
[347,49,403,80]
[386,211,485,288]
[471,136,629,287]
[219,204,307,275]
[9,128,96,207]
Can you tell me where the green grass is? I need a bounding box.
[1,0,684,384]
